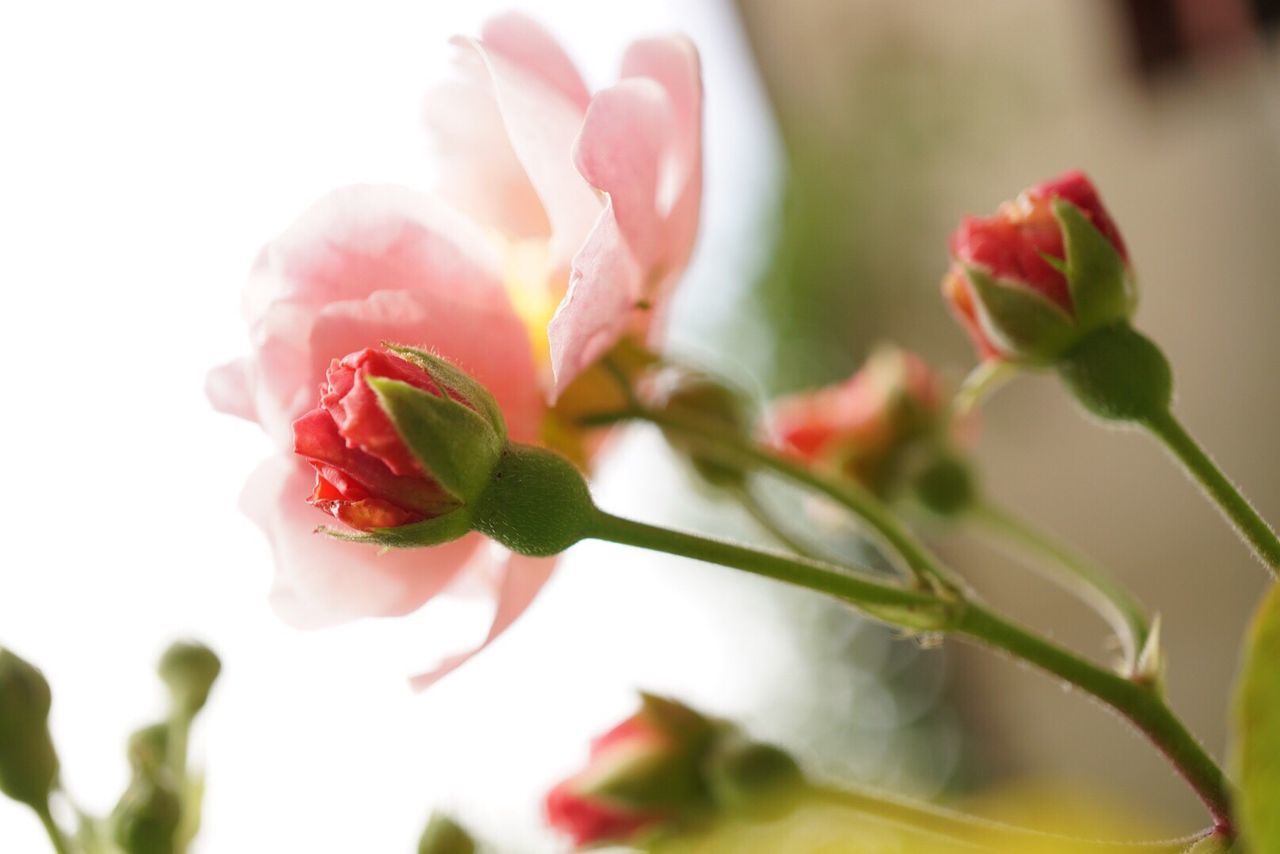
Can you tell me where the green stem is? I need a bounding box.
[1144,408,1280,577]
[585,509,1234,836]
[581,408,958,592]
[967,500,1150,674]
[35,801,71,854]
[807,783,1204,852]
[953,605,1232,835]
[590,509,949,619]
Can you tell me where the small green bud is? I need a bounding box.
[127,724,170,776]
[1058,323,1172,424]
[0,648,59,808]
[703,736,802,817]
[652,370,754,490]
[158,641,221,718]
[418,812,477,854]
[112,775,182,854]
[910,452,977,518]
[471,444,597,557]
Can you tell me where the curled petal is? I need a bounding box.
[480,12,591,111]
[243,457,482,627]
[547,203,645,398]
[409,550,556,690]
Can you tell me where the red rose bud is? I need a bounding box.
[292,346,507,544]
[769,348,948,497]
[545,695,716,847]
[943,170,1135,363]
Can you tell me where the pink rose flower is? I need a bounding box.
[208,15,703,687]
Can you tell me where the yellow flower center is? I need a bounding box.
[502,239,561,368]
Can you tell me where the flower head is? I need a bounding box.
[769,347,947,496]
[207,15,703,686]
[943,170,1134,363]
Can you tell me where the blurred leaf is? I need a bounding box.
[1234,583,1280,850]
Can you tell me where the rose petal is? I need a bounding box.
[547,202,644,398]
[450,34,601,266]
[408,550,556,690]
[205,358,256,422]
[480,12,591,111]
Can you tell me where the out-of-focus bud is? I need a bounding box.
[703,735,802,818]
[112,774,182,854]
[0,648,59,809]
[127,724,170,776]
[293,346,506,544]
[545,694,715,847]
[417,811,477,854]
[942,170,1135,365]
[768,347,958,502]
[651,368,754,489]
[545,694,807,848]
[158,641,221,718]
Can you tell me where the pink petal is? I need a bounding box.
[479,12,591,111]
[572,78,674,272]
[244,184,500,325]
[243,456,482,627]
[450,34,601,267]
[423,63,549,241]
[409,550,556,690]
[547,202,644,398]
[309,289,543,444]
[205,358,256,422]
[620,35,704,282]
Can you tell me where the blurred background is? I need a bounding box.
[2,0,1279,850]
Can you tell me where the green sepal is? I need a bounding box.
[318,510,473,549]
[1054,198,1136,332]
[703,734,802,817]
[367,376,503,503]
[963,264,1077,363]
[1234,583,1280,852]
[385,344,506,441]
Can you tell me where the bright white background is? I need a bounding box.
[0,2,793,851]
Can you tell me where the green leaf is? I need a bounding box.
[367,376,502,503]
[318,510,473,549]
[1054,198,1135,332]
[384,344,507,441]
[963,264,1078,363]
[1235,583,1280,851]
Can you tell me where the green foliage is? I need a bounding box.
[471,444,597,557]
[1234,583,1280,851]
[367,376,503,503]
[1058,324,1172,424]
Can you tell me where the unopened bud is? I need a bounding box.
[112,774,182,854]
[652,370,753,489]
[158,641,221,718]
[0,648,59,808]
[127,724,170,776]
[704,735,802,818]
[418,812,477,854]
